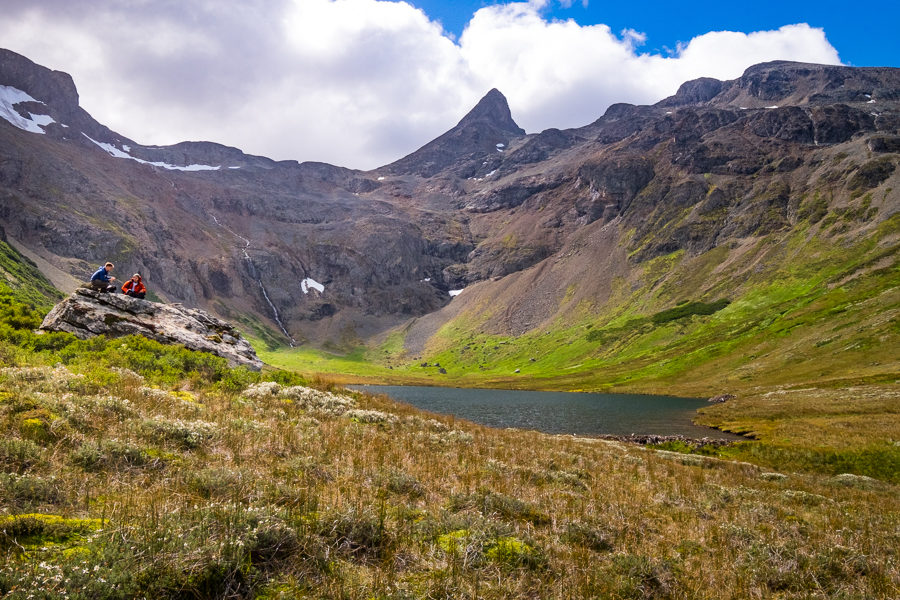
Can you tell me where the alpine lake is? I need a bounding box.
[349,385,744,440]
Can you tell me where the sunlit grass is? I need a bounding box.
[1,235,899,597]
[2,360,898,598]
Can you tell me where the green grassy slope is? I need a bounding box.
[0,238,62,310]
[260,198,900,484]
[261,213,899,394]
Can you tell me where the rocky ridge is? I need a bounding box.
[1,50,898,354]
[40,288,262,370]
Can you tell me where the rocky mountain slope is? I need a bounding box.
[1,49,898,388]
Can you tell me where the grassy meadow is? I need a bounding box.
[1,229,898,598]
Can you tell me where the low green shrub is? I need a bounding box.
[316,507,391,560]
[141,417,217,450]
[650,299,730,324]
[183,468,244,499]
[0,474,62,510]
[383,470,426,499]
[722,442,900,483]
[0,438,42,473]
[562,521,615,553]
[448,489,550,526]
[604,554,679,599]
[71,440,158,472]
[649,440,722,457]
[485,536,546,571]
[848,157,896,190]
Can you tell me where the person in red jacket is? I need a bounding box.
[121,273,147,299]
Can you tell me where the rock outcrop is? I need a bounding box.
[40,288,262,370]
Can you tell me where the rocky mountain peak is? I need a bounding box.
[657,77,724,108]
[40,288,263,370]
[384,88,525,176]
[0,48,80,110]
[456,88,526,135]
[657,61,900,111]
[1,47,133,148]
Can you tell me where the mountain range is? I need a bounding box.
[1,48,897,389]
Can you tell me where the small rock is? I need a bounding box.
[514,368,520,373]
[829,473,881,489]
[708,394,736,403]
[438,368,447,374]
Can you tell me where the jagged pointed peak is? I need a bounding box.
[456,88,525,135]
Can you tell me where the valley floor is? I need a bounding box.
[259,344,900,485]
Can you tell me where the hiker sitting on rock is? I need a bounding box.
[121,273,146,299]
[89,262,117,292]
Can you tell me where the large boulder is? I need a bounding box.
[40,288,262,370]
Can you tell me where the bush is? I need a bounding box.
[605,554,679,599]
[848,157,896,190]
[448,490,550,526]
[485,536,546,571]
[382,471,426,499]
[0,474,62,510]
[141,417,217,450]
[317,507,391,560]
[650,299,730,324]
[183,468,243,499]
[724,443,900,483]
[562,521,615,553]
[0,438,42,473]
[71,440,157,471]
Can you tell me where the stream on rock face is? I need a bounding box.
[211,215,295,347]
[350,385,745,440]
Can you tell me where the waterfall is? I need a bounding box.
[212,215,296,347]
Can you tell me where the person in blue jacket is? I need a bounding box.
[89,262,117,292]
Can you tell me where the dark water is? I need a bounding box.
[351,385,743,440]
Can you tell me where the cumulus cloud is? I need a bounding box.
[0,0,841,169]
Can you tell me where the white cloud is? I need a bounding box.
[0,1,842,170]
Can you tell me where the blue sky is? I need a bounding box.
[0,1,892,169]
[411,0,898,67]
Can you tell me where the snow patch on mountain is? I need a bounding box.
[301,278,325,294]
[82,133,222,171]
[0,85,56,134]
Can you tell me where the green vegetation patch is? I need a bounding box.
[848,156,896,190]
[0,438,42,473]
[0,240,62,310]
[0,513,102,548]
[650,298,730,324]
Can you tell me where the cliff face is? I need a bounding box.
[2,51,899,353]
[40,288,262,370]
